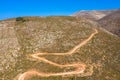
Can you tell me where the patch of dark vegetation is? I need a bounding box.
[16,17,26,22]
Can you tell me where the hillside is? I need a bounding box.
[98,10,120,37]
[0,16,120,80]
[73,10,117,20]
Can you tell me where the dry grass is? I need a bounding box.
[0,16,120,80]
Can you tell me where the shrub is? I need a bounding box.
[16,17,26,22]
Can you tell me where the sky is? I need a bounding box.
[0,0,120,20]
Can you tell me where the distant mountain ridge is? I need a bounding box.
[98,9,120,36]
[73,9,118,20]
[73,9,120,37]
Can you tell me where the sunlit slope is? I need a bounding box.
[72,10,117,20]
[0,16,120,80]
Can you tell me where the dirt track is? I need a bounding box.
[18,29,98,80]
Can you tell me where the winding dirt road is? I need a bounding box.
[18,29,98,80]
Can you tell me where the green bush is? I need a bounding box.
[16,17,26,22]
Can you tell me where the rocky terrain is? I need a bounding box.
[0,16,120,80]
[72,10,117,20]
[98,10,120,37]
[73,9,120,37]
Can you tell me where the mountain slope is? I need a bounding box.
[73,10,117,20]
[0,16,120,80]
[98,10,120,37]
